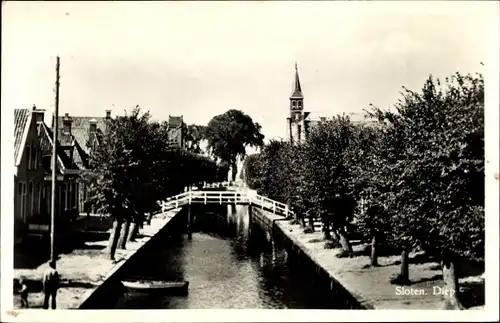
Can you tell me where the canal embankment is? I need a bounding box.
[13,207,184,309]
[115,203,348,309]
[251,207,485,310]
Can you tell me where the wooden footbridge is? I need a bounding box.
[159,182,294,218]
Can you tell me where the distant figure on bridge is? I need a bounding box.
[42,261,59,309]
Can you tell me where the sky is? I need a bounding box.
[2,1,497,144]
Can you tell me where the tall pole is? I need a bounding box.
[50,56,60,265]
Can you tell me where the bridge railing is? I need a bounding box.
[202,181,245,189]
[190,191,250,205]
[160,191,191,212]
[252,194,292,217]
[158,187,294,218]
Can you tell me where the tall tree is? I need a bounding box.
[204,109,264,181]
[298,116,358,255]
[83,107,154,259]
[370,72,484,309]
[349,123,394,266]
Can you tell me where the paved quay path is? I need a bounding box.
[13,209,181,309]
[275,219,485,310]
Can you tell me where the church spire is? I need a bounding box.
[290,62,303,99]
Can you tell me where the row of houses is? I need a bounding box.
[13,106,184,244]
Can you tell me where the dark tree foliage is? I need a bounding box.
[82,107,219,259]
[205,109,264,181]
[299,116,359,251]
[215,161,230,183]
[350,123,396,264]
[367,73,484,261]
[244,71,484,309]
[367,73,484,308]
[184,124,206,154]
[256,140,292,202]
[242,154,263,190]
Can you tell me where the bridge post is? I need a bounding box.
[248,204,253,225]
[187,205,192,240]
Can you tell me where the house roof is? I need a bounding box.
[168,116,183,128]
[38,122,83,171]
[14,109,32,165]
[304,112,380,132]
[56,116,107,155]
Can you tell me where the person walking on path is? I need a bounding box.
[18,278,29,308]
[42,261,59,309]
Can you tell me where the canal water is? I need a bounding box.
[115,205,343,309]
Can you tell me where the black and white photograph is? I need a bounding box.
[1,1,499,322]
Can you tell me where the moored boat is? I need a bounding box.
[122,280,189,293]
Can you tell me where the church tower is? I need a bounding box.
[287,63,306,144]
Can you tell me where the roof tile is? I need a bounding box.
[14,109,31,163]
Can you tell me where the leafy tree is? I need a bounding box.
[204,109,264,181]
[257,140,291,202]
[349,123,396,266]
[83,107,219,259]
[243,141,310,227]
[83,107,155,259]
[215,161,230,183]
[242,154,263,190]
[184,124,206,154]
[297,116,359,255]
[369,72,484,309]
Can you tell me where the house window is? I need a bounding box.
[64,182,69,211]
[37,182,42,214]
[298,101,302,108]
[21,182,27,221]
[70,182,75,210]
[74,182,79,211]
[28,182,34,218]
[31,146,36,169]
[292,100,296,108]
[26,145,32,170]
[17,182,24,221]
[34,148,38,170]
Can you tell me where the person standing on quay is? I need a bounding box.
[42,261,59,309]
[18,278,29,308]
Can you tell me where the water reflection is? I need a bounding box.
[115,205,342,309]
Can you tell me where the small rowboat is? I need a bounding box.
[122,280,189,293]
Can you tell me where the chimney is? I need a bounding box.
[62,113,73,134]
[105,110,111,120]
[32,105,45,123]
